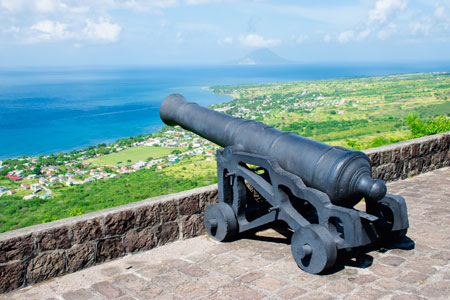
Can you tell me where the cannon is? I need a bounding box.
[160,94,409,274]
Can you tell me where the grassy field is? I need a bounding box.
[1,71,449,233]
[211,72,450,149]
[87,146,187,165]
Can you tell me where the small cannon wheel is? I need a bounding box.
[204,203,238,242]
[291,225,337,274]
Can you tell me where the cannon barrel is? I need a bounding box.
[160,94,386,207]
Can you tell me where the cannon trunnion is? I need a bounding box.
[160,94,409,274]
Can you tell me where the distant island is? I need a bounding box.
[229,48,295,65]
[1,71,449,233]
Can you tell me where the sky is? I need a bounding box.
[0,0,450,66]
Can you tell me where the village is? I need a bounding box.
[0,129,217,201]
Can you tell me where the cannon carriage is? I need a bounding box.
[160,94,409,274]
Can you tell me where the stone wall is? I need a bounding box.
[364,131,450,181]
[0,186,218,293]
[1,131,449,294]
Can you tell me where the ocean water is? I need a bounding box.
[1,62,450,159]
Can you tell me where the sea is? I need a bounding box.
[1,62,450,160]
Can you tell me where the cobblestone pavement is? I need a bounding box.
[2,167,450,300]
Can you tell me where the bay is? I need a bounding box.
[1,62,450,160]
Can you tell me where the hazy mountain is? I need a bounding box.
[230,48,295,65]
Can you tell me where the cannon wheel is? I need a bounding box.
[204,203,238,242]
[376,203,407,243]
[291,225,337,274]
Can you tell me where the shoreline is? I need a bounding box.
[2,69,449,161]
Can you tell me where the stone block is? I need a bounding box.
[179,194,200,215]
[96,237,124,262]
[72,218,103,244]
[0,262,24,293]
[411,143,420,157]
[429,138,439,153]
[439,150,447,163]
[26,251,65,284]
[155,222,179,246]
[0,234,34,263]
[159,199,178,222]
[392,148,401,163]
[367,152,380,167]
[135,204,159,228]
[419,140,431,156]
[35,226,72,251]
[181,214,204,239]
[199,190,218,211]
[124,227,156,253]
[66,244,95,272]
[401,145,412,159]
[381,150,392,165]
[432,152,441,166]
[104,210,135,236]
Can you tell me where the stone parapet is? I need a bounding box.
[1,131,449,294]
[364,131,450,181]
[0,186,217,293]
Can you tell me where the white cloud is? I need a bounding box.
[377,23,397,40]
[323,34,331,43]
[357,29,372,40]
[30,20,71,41]
[338,30,354,43]
[295,34,309,44]
[217,36,233,45]
[368,0,408,24]
[0,0,24,12]
[434,6,446,20]
[83,18,121,42]
[34,0,59,13]
[239,34,280,47]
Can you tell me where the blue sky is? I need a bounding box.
[0,0,449,66]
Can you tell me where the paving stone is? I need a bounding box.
[379,255,406,267]
[173,282,211,298]
[62,289,93,300]
[3,167,450,300]
[358,287,388,300]
[253,276,285,291]
[180,265,208,277]
[325,281,354,293]
[91,281,124,298]
[397,271,429,284]
[349,274,377,284]
[237,271,265,283]
[417,281,450,298]
[276,286,307,299]
[221,284,267,300]
[391,294,426,300]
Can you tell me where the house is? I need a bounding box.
[30,184,42,193]
[23,194,36,200]
[5,174,23,181]
[7,190,16,195]
[20,183,31,189]
[0,186,9,193]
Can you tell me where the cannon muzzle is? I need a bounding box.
[160,94,386,207]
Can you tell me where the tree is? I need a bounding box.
[32,167,42,175]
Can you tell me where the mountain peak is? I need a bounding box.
[231,48,294,65]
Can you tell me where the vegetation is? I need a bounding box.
[87,146,187,166]
[0,159,216,232]
[1,71,450,232]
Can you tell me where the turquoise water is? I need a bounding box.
[1,63,450,159]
